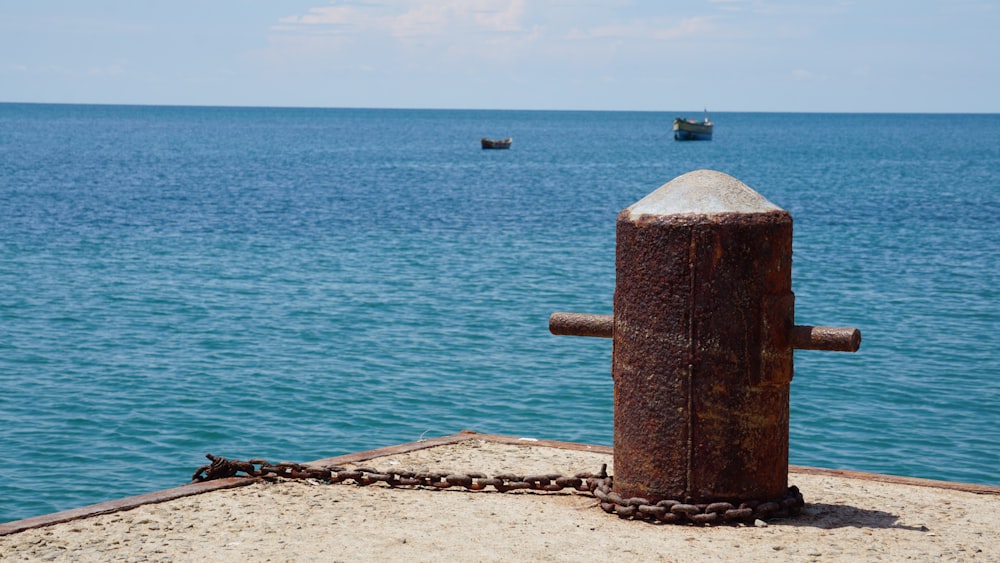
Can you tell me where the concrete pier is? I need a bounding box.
[2,432,998,561]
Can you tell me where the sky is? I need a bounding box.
[1,0,998,113]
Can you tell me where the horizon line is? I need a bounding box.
[2,100,997,116]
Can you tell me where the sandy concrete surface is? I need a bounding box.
[2,437,998,562]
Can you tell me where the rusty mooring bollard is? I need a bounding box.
[551,169,860,506]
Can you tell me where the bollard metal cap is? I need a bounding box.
[626,169,782,219]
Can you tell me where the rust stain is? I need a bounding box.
[612,210,795,503]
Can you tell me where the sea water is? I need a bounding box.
[1,104,997,523]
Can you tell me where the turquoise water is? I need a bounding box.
[1,104,997,523]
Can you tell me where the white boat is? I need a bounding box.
[673,112,713,141]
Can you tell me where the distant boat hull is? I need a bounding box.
[673,117,713,141]
[481,137,512,149]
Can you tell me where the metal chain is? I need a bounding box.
[192,454,803,525]
[591,480,804,523]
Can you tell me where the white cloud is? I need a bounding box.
[705,0,750,11]
[651,16,718,40]
[470,0,526,32]
[279,6,367,27]
[276,0,528,38]
[275,4,381,38]
[263,0,538,71]
[566,15,716,42]
[388,3,453,37]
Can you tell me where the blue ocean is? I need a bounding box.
[1,104,997,523]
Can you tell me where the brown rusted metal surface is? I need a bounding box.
[548,312,614,338]
[612,208,795,504]
[549,170,864,507]
[550,313,861,352]
[790,325,861,352]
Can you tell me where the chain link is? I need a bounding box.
[193,454,803,525]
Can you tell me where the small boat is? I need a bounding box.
[481,137,512,149]
[673,112,713,141]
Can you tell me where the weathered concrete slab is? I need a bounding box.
[2,432,998,561]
